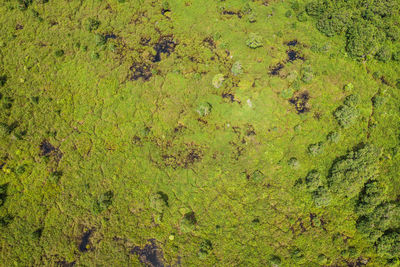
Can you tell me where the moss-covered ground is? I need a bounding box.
[0,0,399,266]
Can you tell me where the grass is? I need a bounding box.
[0,0,399,266]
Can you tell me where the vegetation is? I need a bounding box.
[0,0,399,266]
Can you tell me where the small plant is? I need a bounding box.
[343,94,360,107]
[246,33,263,49]
[250,170,265,183]
[297,11,308,22]
[86,18,100,32]
[308,142,323,156]
[54,49,64,57]
[305,170,322,190]
[372,95,385,108]
[93,190,114,214]
[212,74,224,88]
[343,83,354,92]
[375,46,392,62]
[95,34,106,46]
[333,105,359,128]
[327,131,340,143]
[231,61,243,76]
[196,102,212,116]
[288,157,299,168]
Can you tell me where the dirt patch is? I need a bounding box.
[221,9,243,18]
[79,229,94,252]
[152,36,176,63]
[289,91,310,113]
[131,239,165,267]
[285,39,298,46]
[162,142,203,169]
[39,140,63,162]
[269,63,284,76]
[56,260,76,267]
[287,49,304,62]
[129,62,153,81]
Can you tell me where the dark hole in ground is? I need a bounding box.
[289,91,310,114]
[0,75,7,86]
[287,49,304,62]
[79,229,93,252]
[152,36,176,63]
[286,39,298,46]
[221,9,243,18]
[156,191,169,207]
[131,239,165,267]
[40,140,56,156]
[56,260,76,267]
[203,36,216,49]
[269,63,284,76]
[129,62,153,81]
[184,211,197,225]
[161,8,171,15]
[0,183,8,207]
[104,33,117,40]
[33,227,43,239]
[222,93,235,102]
[0,214,13,226]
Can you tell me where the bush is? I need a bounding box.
[375,46,392,62]
[316,12,349,37]
[86,18,100,32]
[54,49,64,57]
[305,170,322,190]
[93,190,114,214]
[328,144,379,198]
[95,34,106,46]
[296,11,308,22]
[308,142,323,156]
[346,22,383,58]
[333,105,359,128]
[327,131,340,143]
[372,95,385,108]
[376,232,400,258]
[288,157,299,168]
[246,33,263,49]
[355,180,385,215]
[196,102,212,116]
[231,61,243,76]
[312,186,331,207]
[343,94,360,107]
[0,75,6,86]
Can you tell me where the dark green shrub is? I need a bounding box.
[54,49,64,57]
[316,11,350,37]
[312,186,331,207]
[346,22,383,58]
[0,75,7,86]
[181,211,197,233]
[285,10,292,18]
[376,232,400,258]
[372,95,385,108]
[288,157,299,168]
[93,190,114,214]
[343,94,360,107]
[328,144,379,198]
[269,254,281,265]
[333,105,359,128]
[393,50,400,61]
[305,170,322,190]
[355,180,385,215]
[297,11,308,22]
[49,171,62,183]
[250,170,265,183]
[198,239,213,259]
[375,46,392,62]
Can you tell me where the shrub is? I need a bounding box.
[355,180,385,215]
[250,170,265,183]
[246,33,263,49]
[372,95,385,108]
[328,144,379,198]
[327,131,340,143]
[333,105,358,128]
[312,186,331,207]
[0,75,6,86]
[212,74,224,88]
[346,22,383,58]
[231,61,243,76]
[95,34,106,46]
[285,10,292,18]
[86,18,100,32]
[375,46,392,62]
[93,190,114,214]
[288,157,299,168]
[54,49,64,57]
[376,232,400,258]
[343,94,360,107]
[297,11,308,22]
[196,102,212,116]
[181,211,197,233]
[316,11,349,37]
[305,170,323,190]
[308,142,323,156]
